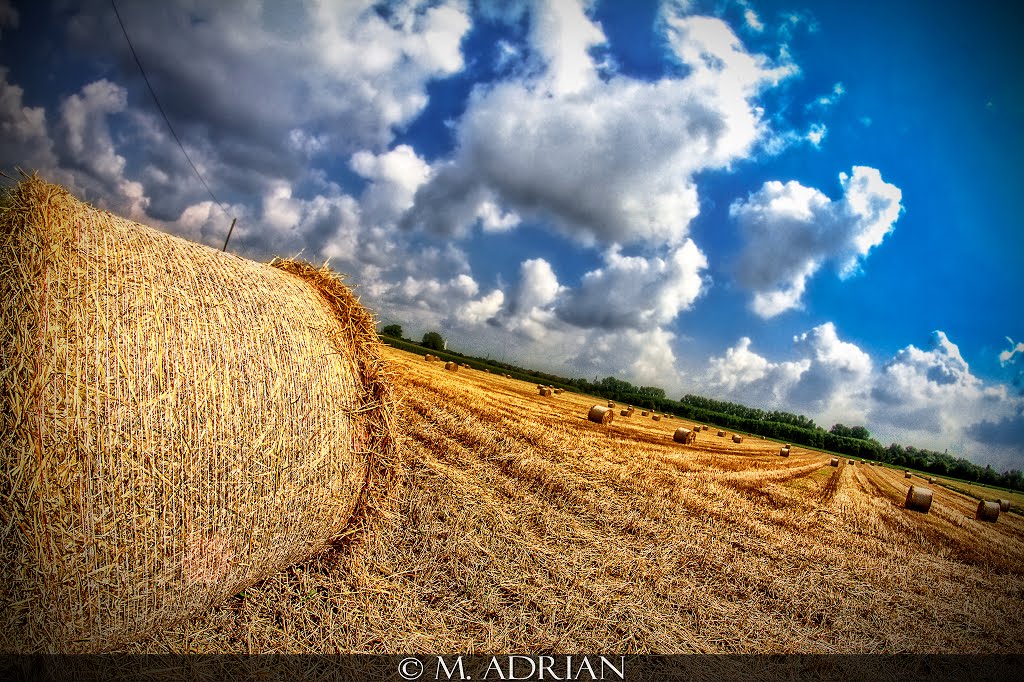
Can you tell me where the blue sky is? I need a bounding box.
[1,0,1021,469]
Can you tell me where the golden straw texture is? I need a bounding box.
[976,501,1000,523]
[905,487,934,513]
[0,176,395,653]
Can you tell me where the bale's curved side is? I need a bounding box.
[976,501,1000,522]
[779,448,790,458]
[905,486,933,513]
[830,458,839,467]
[673,428,693,444]
[0,178,395,653]
[717,430,725,437]
[732,435,742,443]
[587,405,614,425]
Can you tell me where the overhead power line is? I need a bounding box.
[110,0,238,250]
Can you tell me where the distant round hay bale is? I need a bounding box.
[588,405,614,424]
[732,435,742,443]
[619,409,630,417]
[554,388,563,394]
[779,447,790,457]
[905,471,912,478]
[927,477,935,484]
[641,410,649,416]
[848,460,855,465]
[652,414,662,421]
[424,354,433,361]
[905,486,934,513]
[830,458,839,467]
[673,427,695,444]
[445,361,458,371]
[976,500,1000,522]
[607,400,615,408]
[717,430,725,437]
[538,387,552,396]
[0,177,395,652]
[998,498,1011,512]
[484,368,490,373]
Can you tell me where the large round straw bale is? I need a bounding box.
[652,414,662,421]
[905,486,933,513]
[588,405,614,424]
[779,447,790,457]
[998,498,1011,512]
[673,427,695,444]
[538,387,551,396]
[976,500,1000,522]
[732,434,742,443]
[0,177,395,653]
[619,409,630,417]
[830,458,839,467]
[424,354,433,361]
[848,459,855,465]
[445,361,458,371]
[905,471,912,478]
[641,410,649,416]
[607,401,615,408]
[555,388,563,394]
[927,477,935,484]
[717,430,725,437]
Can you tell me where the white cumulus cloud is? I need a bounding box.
[731,166,903,317]
[402,3,795,247]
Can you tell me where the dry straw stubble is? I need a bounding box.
[0,176,395,653]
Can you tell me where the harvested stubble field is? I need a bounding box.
[123,346,1024,653]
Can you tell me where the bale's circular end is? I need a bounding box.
[588,405,614,425]
[445,361,458,371]
[905,486,934,513]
